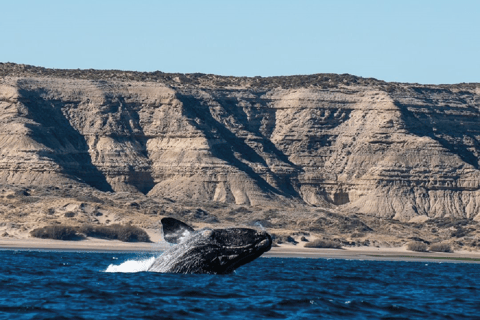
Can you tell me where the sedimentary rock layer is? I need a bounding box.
[1,63,479,221]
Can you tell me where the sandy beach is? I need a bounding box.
[1,238,480,263]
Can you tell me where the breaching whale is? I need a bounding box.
[148,218,272,274]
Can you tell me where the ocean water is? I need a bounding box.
[1,250,479,319]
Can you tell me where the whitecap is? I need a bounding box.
[105,256,156,273]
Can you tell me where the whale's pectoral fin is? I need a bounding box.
[161,217,195,244]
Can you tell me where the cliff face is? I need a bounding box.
[1,64,480,221]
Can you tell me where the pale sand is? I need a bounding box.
[1,238,480,263]
[0,238,170,252]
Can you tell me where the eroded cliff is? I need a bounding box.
[1,63,480,223]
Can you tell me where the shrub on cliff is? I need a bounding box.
[30,225,83,241]
[304,239,342,249]
[31,224,151,242]
[429,243,453,253]
[77,224,151,242]
[406,241,428,252]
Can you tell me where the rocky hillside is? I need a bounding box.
[1,63,480,223]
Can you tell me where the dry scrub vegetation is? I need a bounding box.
[406,241,428,252]
[304,239,342,249]
[0,63,386,89]
[30,224,151,242]
[428,243,454,253]
[2,185,480,251]
[30,225,79,241]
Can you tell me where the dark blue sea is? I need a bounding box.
[1,250,479,320]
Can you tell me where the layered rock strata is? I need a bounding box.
[1,63,480,221]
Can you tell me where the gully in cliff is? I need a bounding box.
[148,218,272,274]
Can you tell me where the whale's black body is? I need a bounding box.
[148,218,272,274]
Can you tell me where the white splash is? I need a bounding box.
[105,256,156,273]
[254,222,265,231]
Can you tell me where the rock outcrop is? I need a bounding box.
[1,63,480,221]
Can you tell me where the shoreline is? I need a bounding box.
[264,247,480,263]
[2,238,480,263]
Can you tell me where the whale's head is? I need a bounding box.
[191,227,272,274]
[149,218,272,274]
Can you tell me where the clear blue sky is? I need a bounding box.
[1,0,479,84]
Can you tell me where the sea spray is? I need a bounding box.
[254,221,266,231]
[105,256,157,273]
